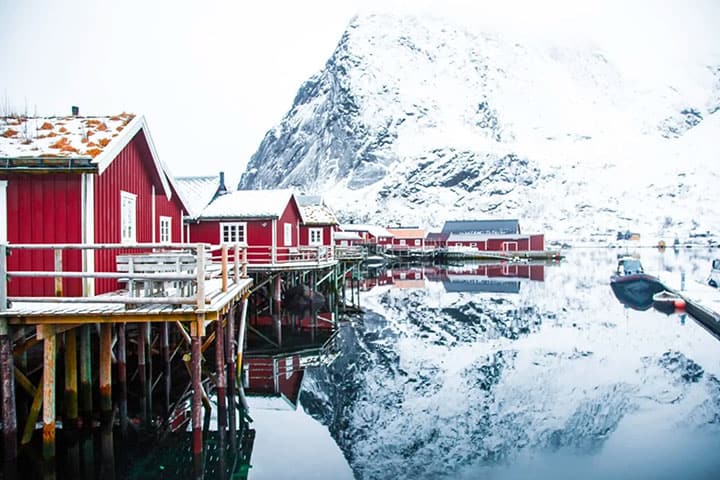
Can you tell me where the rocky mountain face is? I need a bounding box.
[239,13,720,241]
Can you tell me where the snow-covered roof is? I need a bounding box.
[334,231,362,241]
[199,189,294,219]
[426,232,447,242]
[175,176,221,219]
[0,113,173,199]
[446,232,528,242]
[386,228,425,239]
[442,220,520,235]
[341,224,394,239]
[295,195,338,226]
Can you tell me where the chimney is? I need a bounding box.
[71,105,79,116]
[215,171,228,198]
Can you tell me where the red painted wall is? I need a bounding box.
[299,225,334,246]
[155,181,185,243]
[94,132,168,293]
[530,235,544,251]
[1,173,83,296]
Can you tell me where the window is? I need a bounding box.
[159,216,172,244]
[221,222,246,244]
[284,223,292,247]
[309,228,323,246]
[399,239,406,246]
[414,239,421,246]
[120,191,136,244]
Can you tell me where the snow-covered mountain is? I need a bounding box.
[239,12,720,241]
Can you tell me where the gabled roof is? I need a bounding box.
[386,228,425,239]
[199,189,295,219]
[296,195,338,226]
[334,231,362,241]
[175,175,222,219]
[340,224,394,239]
[0,114,172,199]
[426,232,448,242]
[442,220,520,235]
[446,232,526,242]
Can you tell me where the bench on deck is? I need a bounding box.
[116,251,211,298]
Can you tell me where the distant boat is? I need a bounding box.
[707,259,720,288]
[610,257,665,311]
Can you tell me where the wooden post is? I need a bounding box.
[64,329,78,424]
[226,305,237,448]
[54,248,63,297]
[162,322,171,421]
[196,245,206,310]
[99,324,112,415]
[42,330,57,460]
[221,244,228,292]
[145,322,153,422]
[1,318,18,471]
[138,323,148,426]
[117,323,128,436]
[233,244,240,284]
[215,316,227,433]
[79,325,93,419]
[273,275,282,315]
[191,324,203,478]
[242,247,248,279]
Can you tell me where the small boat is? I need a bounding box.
[610,257,665,311]
[652,290,687,315]
[707,259,720,288]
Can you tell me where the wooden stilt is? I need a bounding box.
[100,411,115,480]
[79,325,93,419]
[1,319,18,471]
[273,275,282,315]
[215,316,227,433]
[138,323,147,426]
[21,378,42,445]
[145,322,153,420]
[117,323,128,436]
[42,330,57,461]
[162,321,171,421]
[99,324,112,415]
[64,329,78,425]
[191,324,203,479]
[226,305,237,448]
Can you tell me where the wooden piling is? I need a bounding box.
[64,329,78,424]
[99,324,112,414]
[138,323,148,425]
[215,316,227,432]
[42,331,56,461]
[1,318,18,470]
[162,321,171,420]
[79,325,93,418]
[191,326,203,478]
[117,323,128,435]
[226,305,237,447]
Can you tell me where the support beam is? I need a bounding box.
[65,329,78,424]
[79,325,93,419]
[191,329,203,478]
[99,324,112,415]
[138,323,148,426]
[21,377,42,445]
[226,305,237,448]
[1,318,18,470]
[162,322,171,421]
[117,323,128,436]
[42,331,57,461]
[215,316,227,433]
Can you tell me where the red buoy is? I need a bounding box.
[674,298,686,310]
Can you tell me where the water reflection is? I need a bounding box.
[296,249,720,480]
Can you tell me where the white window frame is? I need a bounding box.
[120,191,137,244]
[159,216,172,244]
[309,228,323,246]
[220,222,246,244]
[284,223,292,247]
[399,239,406,246]
[414,239,421,246]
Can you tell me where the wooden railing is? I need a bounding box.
[237,245,335,265]
[0,242,249,311]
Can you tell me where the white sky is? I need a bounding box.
[1,0,718,184]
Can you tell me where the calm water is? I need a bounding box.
[250,248,720,480]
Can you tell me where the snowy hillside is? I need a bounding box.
[239,12,720,241]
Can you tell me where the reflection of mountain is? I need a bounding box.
[300,252,720,480]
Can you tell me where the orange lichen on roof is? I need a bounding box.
[86,141,97,147]
[49,137,70,149]
[96,123,108,131]
[86,130,95,137]
[2,128,18,138]
[85,147,102,158]
[98,138,111,147]
[85,119,102,127]
[47,131,57,137]
[40,122,54,130]
[58,126,68,133]
[81,137,88,144]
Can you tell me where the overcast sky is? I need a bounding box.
[1,0,717,184]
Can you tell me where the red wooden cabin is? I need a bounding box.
[386,227,426,251]
[0,112,188,296]
[182,188,302,264]
[296,195,339,248]
[442,220,544,252]
[339,224,394,248]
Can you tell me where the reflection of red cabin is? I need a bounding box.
[244,355,304,408]
[296,196,338,248]
[442,220,544,252]
[181,188,302,264]
[0,113,188,296]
